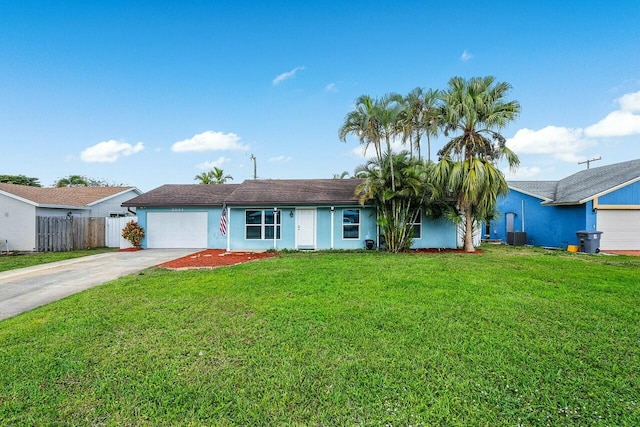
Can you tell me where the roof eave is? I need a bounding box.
[508,187,553,203]
[122,202,224,208]
[87,187,142,206]
[37,204,92,210]
[540,201,582,206]
[0,190,38,206]
[225,200,367,207]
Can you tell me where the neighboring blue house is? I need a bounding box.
[123,179,457,250]
[491,159,640,250]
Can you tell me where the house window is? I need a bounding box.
[245,210,281,240]
[410,210,422,239]
[343,209,360,239]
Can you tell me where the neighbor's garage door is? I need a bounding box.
[146,212,208,248]
[598,210,640,250]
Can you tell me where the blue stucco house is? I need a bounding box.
[491,159,640,251]
[123,179,457,250]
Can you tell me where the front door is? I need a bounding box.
[296,209,316,249]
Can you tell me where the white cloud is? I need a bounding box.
[269,155,293,163]
[618,90,640,112]
[584,90,640,138]
[325,83,338,93]
[171,131,249,152]
[502,165,542,180]
[506,126,593,162]
[272,66,305,85]
[460,50,473,62]
[196,156,230,170]
[80,140,144,163]
[350,137,405,159]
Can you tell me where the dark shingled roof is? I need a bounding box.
[507,181,557,201]
[225,179,364,206]
[122,184,239,207]
[123,180,364,207]
[550,159,640,204]
[0,183,138,207]
[508,159,640,205]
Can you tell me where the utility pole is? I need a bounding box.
[578,156,602,169]
[249,154,257,179]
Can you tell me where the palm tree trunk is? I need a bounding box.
[464,202,475,252]
[426,134,430,163]
[386,136,395,191]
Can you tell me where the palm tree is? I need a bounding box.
[55,175,89,187]
[376,93,404,191]
[399,88,441,162]
[194,172,213,184]
[338,95,383,162]
[210,167,233,184]
[339,93,404,191]
[332,171,350,179]
[435,76,520,252]
[356,152,435,252]
[194,168,233,184]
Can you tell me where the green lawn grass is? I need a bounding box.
[0,246,638,425]
[0,248,115,272]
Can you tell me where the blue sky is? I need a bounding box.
[1,1,639,191]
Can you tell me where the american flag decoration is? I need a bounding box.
[219,204,227,235]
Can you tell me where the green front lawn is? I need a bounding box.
[0,248,115,272]
[0,246,638,425]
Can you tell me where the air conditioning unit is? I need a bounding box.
[512,231,527,246]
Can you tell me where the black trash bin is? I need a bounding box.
[576,230,603,253]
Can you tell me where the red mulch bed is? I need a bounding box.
[159,249,278,270]
[118,247,142,252]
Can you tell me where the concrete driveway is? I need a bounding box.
[0,249,196,321]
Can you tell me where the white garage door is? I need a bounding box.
[598,210,640,250]
[147,212,208,248]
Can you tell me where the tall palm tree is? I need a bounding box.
[339,93,404,191]
[376,93,404,191]
[435,76,520,252]
[399,88,441,162]
[421,88,441,163]
[338,95,383,162]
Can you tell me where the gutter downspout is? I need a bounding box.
[226,206,231,252]
[330,206,335,249]
[273,207,278,250]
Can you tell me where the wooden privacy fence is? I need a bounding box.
[37,216,106,252]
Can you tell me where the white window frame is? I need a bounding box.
[342,208,360,240]
[245,209,281,240]
[410,209,422,239]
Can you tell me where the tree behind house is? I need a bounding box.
[195,167,233,184]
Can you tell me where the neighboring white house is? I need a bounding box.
[0,184,141,251]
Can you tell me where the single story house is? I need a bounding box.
[122,179,458,250]
[0,184,141,251]
[491,159,640,250]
